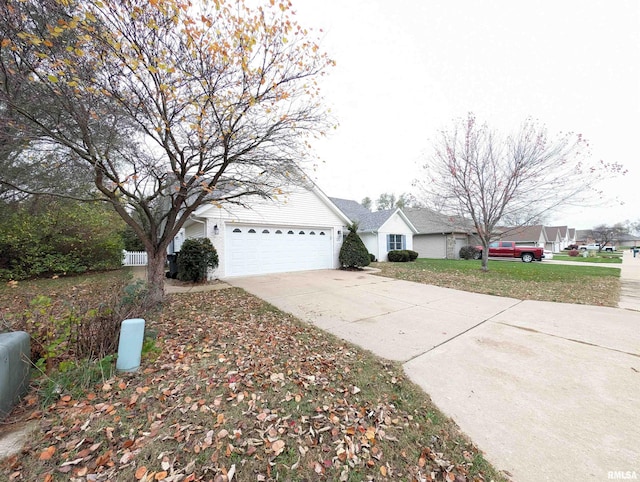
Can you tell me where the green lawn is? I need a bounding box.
[373,258,620,306]
[552,254,622,263]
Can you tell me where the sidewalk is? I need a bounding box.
[618,250,640,311]
[231,269,640,482]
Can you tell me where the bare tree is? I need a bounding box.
[396,192,422,209]
[416,113,625,270]
[0,0,333,302]
[591,223,627,251]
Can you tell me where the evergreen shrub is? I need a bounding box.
[459,245,480,260]
[388,250,410,262]
[176,238,219,282]
[339,224,370,269]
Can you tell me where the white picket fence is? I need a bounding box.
[122,250,148,266]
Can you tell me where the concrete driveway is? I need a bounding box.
[230,269,640,482]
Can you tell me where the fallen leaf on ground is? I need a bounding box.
[271,440,285,457]
[135,466,148,479]
[39,446,55,460]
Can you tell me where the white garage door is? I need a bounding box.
[226,225,334,277]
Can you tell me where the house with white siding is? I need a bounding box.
[546,229,560,253]
[179,184,351,278]
[545,226,575,252]
[329,198,418,262]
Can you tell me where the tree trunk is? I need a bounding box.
[481,247,489,271]
[146,249,167,304]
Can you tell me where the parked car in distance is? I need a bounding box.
[578,244,616,252]
[474,241,544,263]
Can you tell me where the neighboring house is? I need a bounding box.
[546,225,571,251]
[404,208,477,259]
[499,224,548,247]
[329,198,418,262]
[179,183,351,278]
[568,228,576,246]
[618,233,640,247]
[544,226,563,252]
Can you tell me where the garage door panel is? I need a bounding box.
[226,226,333,277]
[414,235,446,259]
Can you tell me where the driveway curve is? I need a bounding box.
[230,269,640,482]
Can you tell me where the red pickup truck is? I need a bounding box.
[474,241,544,263]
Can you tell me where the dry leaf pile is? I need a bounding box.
[2,287,500,481]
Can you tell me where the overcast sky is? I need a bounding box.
[292,0,639,230]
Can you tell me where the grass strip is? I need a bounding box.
[374,259,620,306]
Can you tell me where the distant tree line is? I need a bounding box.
[361,192,423,211]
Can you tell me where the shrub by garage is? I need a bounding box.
[177,238,219,282]
[459,245,480,260]
[339,224,370,269]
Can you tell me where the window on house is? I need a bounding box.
[262,229,270,234]
[275,230,282,234]
[309,231,316,235]
[387,234,405,251]
[319,232,326,235]
[287,230,294,234]
[299,231,305,235]
[232,228,242,233]
[248,229,256,234]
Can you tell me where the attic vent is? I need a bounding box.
[248,229,256,233]
[232,228,242,233]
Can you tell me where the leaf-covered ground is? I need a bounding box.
[1,276,506,482]
[373,259,621,307]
